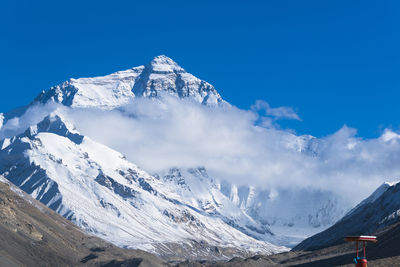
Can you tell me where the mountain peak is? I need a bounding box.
[147,55,183,73]
[19,56,225,111]
[24,114,84,144]
[384,180,400,187]
[360,180,400,206]
[150,55,177,65]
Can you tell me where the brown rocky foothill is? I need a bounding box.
[0,178,166,267]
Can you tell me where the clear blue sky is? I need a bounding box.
[1,0,399,138]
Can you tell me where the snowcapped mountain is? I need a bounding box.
[151,165,346,247]
[0,55,225,128]
[0,55,346,258]
[33,55,225,109]
[0,113,285,259]
[294,180,400,251]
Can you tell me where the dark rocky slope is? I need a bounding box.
[0,177,167,267]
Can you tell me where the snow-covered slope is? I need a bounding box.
[33,55,225,109]
[154,167,346,247]
[153,168,285,243]
[294,180,400,251]
[0,114,285,259]
[219,182,346,246]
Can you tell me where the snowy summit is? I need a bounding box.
[33,55,225,109]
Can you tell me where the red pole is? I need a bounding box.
[363,241,366,258]
[356,241,359,258]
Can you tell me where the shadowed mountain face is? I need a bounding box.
[293,181,400,251]
[0,176,167,267]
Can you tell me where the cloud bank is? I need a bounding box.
[2,97,400,205]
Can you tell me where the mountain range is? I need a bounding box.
[3,168,399,266]
[183,180,400,266]
[0,55,349,259]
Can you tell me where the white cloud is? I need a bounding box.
[2,97,400,206]
[0,102,59,139]
[252,100,301,121]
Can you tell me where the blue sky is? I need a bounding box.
[1,0,399,138]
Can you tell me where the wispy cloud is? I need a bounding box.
[0,103,59,140]
[252,100,301,121]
